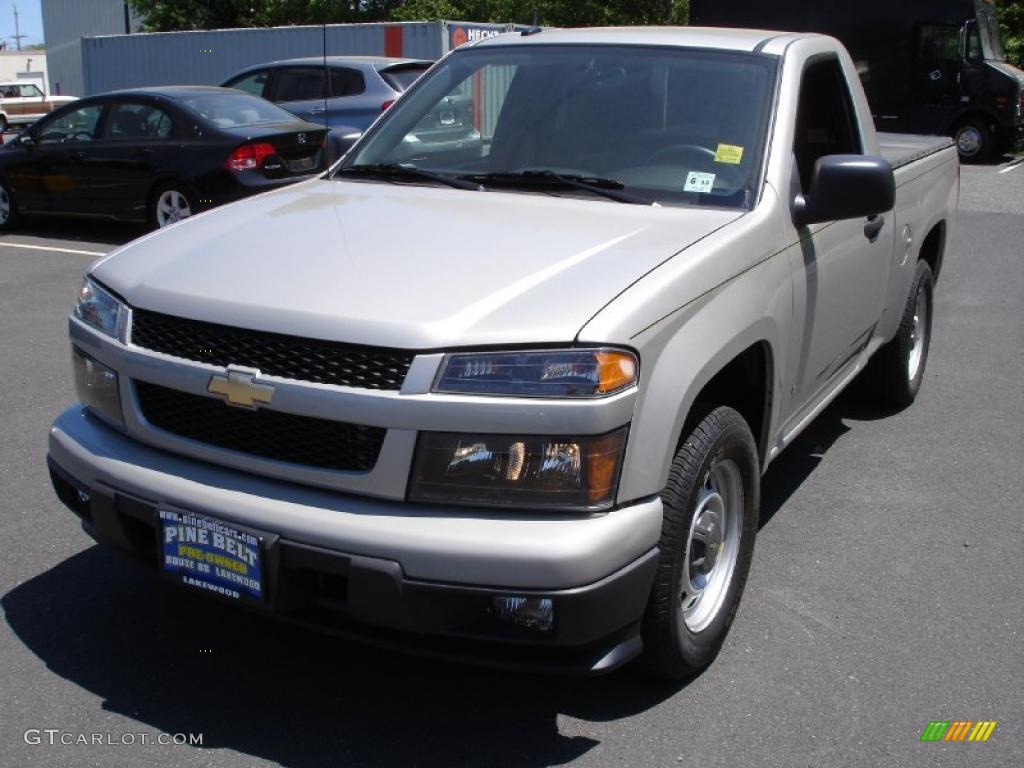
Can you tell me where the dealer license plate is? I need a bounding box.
[158,509,265,603]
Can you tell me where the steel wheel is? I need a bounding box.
[680,458,744,633]
[956,126,982,157]
[155,188,193,227]
[907,283,929,383]
[642,406,759,679]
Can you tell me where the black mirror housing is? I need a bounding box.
[793,154,895,227]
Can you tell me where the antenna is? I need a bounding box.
[10,3,26,50]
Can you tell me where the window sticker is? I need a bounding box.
[714,143,745,164]
[684,171,716,193]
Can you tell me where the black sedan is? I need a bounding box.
[0,86,329,231]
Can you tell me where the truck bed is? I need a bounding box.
[878,133,956,170]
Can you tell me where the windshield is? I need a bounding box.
[381,65,431,92]
[976,10,1006,61]
[178,92,300,128]
[341,45,779,209]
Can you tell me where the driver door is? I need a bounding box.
[8,102,106,215]
[784,56,892,411]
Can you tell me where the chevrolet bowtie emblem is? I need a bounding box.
[207,370,274,409]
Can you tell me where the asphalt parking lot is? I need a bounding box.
[0,155,1022,767]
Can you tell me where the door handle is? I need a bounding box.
[864,215,885,242]
[308,106,326,115]
[133,148,154,157]
[68,150,85,162]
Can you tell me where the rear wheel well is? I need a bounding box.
[919,222,945,283]
[680,342,772,463]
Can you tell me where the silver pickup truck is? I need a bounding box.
[48,27,958,678]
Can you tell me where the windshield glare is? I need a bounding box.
[180,92,299,128]
[342,46,778,209]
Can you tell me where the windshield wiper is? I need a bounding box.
[335,164,483,191]
[458,170,654,205]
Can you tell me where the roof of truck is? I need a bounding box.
[471,26,812,53]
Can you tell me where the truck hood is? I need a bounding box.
[93,179,740,349]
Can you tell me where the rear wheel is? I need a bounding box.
[954,118,993,163]
[149,183,195,229]
[868,260,934,408]
[641,406,759,680]
[0,178,18,231]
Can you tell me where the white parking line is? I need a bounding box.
[0,241,107,256]
[998,157,1024,174]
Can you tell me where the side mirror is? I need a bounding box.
[792,155,894,228]
[18,134,33,147]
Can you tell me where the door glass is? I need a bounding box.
[330,68,366,97]
[33,104,105,144]
[106,102,174,140]
[793,58,862,190]
[226,70,270,97]
[18,84,42,98]
[273,68,327,102]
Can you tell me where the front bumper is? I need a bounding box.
[48,406,663,674]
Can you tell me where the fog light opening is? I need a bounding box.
[492,596,554,632]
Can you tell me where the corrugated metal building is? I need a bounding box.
[41,6,519,97]
[41,0,145,95]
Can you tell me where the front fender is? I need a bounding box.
[615,263,789,502]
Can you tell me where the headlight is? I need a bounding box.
[408,427,628,511]
[74,276,126,340]
[72,345,124,428]
[433,349,638,398]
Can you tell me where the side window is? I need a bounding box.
[18,84,42,98]
[33,104,105,144]
[330,68,366,97]
[917,25,960,64]
[0,85,17,98]
[105,102,174,140]
[793,57,862,190]
[273,68,327,102]
[226,70,270,98]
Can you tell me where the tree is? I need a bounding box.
[390,0,687,25]
[128,0,404,32]
[996,0,1024,66]
[129,0,689,30]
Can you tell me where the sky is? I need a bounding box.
[3,0,44,49]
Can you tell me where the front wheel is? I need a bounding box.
[954,118,993,163]
[149,183,195,229]
[641,406,760,679]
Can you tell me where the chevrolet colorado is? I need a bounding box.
[47,27,958,678]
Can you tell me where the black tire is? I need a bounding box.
[148,182,195,230]
[954,118,993,163]
[0,177,18,231]
[868,260,934,409]
[641,406,760,680]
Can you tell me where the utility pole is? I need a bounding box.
[10,3,26,50]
